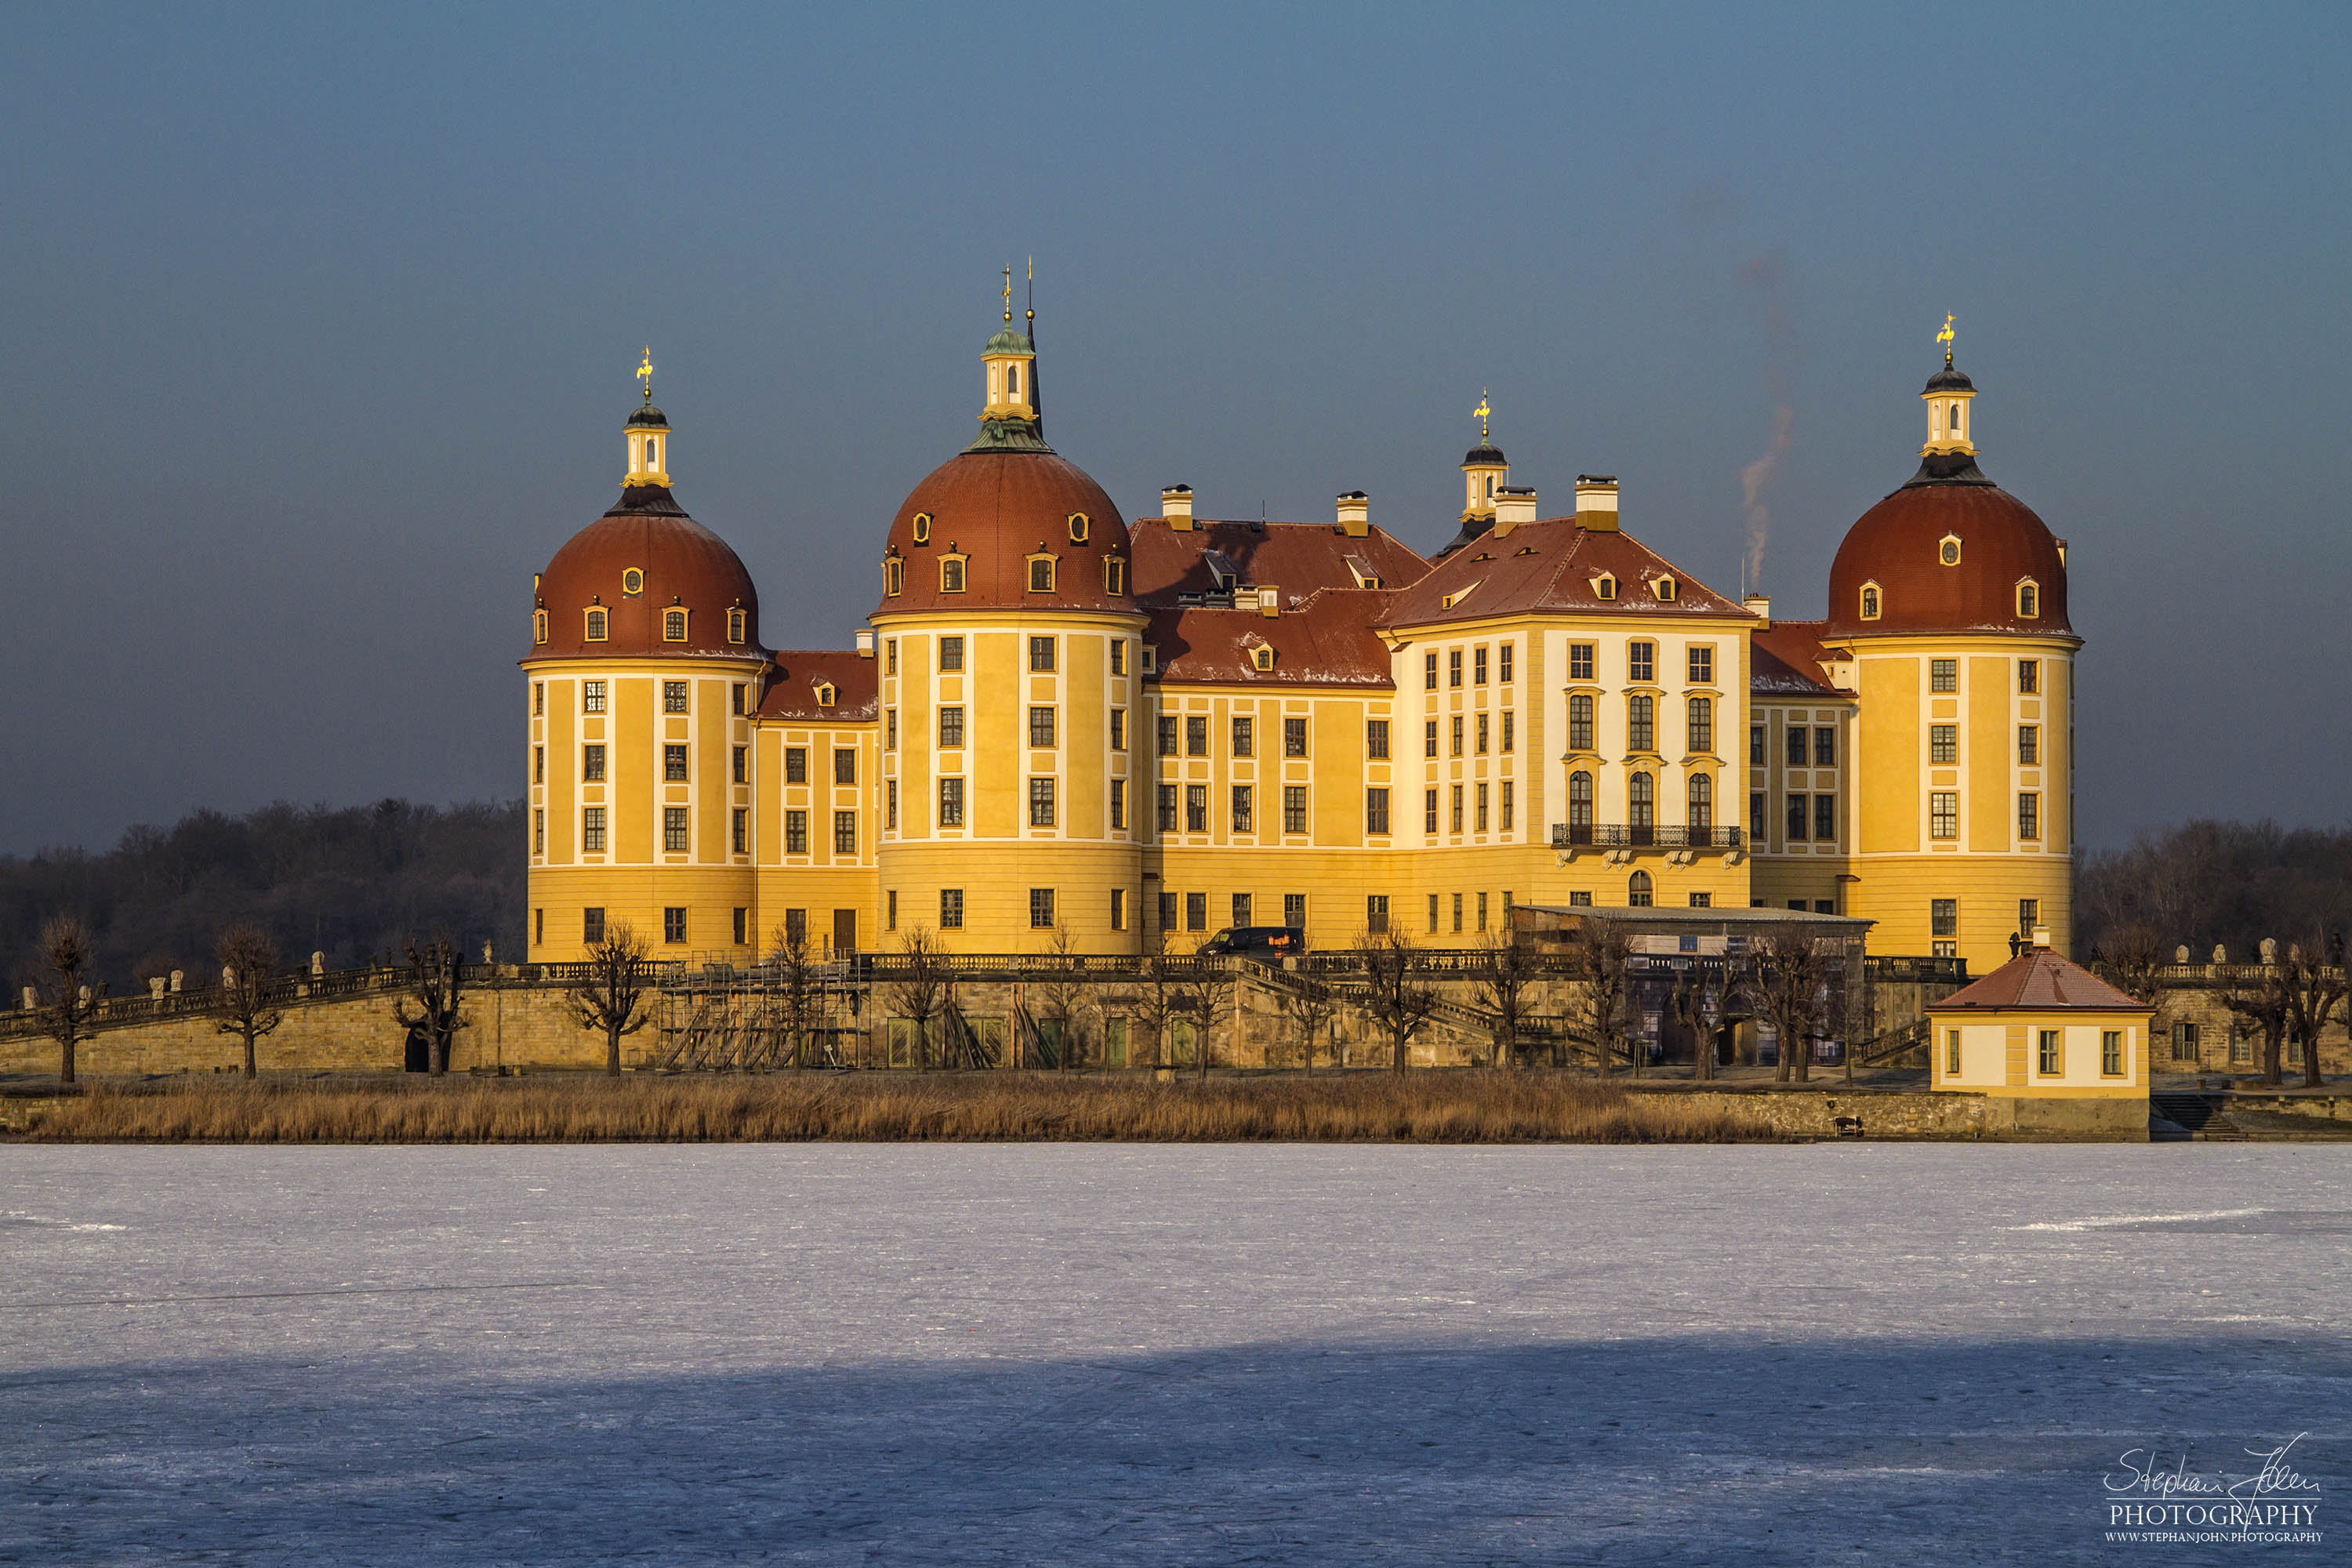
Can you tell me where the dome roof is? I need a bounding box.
[1462,443,1508,467]
[1922,364,1974,394]
[1824,456,2071,639]
[532,486,763,660]
[982,328,1035,356]
[877,450,1134,616]
[626,404,670,430]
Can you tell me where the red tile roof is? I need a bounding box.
[1931,949,2151,1013]
[1147,589,1396,687]
[1751,619,1845,698]
[1376,516,1753,630]
[875,451,1131,617]
[756,650,879,721]
[1826,469,2074,639]
[1130,517,1428,606]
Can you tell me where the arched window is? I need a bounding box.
[1686,695,1712,753]
[584,608,607,641]
[1567,769,1594,835]
[1627,694,1654,752]
[727,607,746,644]
[1652,575,1677,601]
[1951,405,1962,431]
[1860,583,1881,619]
[1592,573,1617,601]
[1006,363,1020,398]
[532,609,548,645]
[1688,773,1713,830]
[941,557,966,593]
[1252,645,1274,671]
[884,557,904,597]
[1628,771,1655,835]
[1102,557,1126,596]
[1628,869,1653,907]
[1568,694,1594,753]
[2016,580,2038,619]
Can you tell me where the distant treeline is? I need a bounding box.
[2078,819,2352,960]
[3,800,522,994]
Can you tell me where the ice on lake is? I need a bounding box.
[4,1142,2345,1563]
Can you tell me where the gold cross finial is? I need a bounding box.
[1473,390,1492,441]
[1003,266,1013,324]
[1936,313,1955,366]
[637,346,654,404]
[1025,256,1033,326]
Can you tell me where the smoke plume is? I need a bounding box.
[1737,250,1796,594]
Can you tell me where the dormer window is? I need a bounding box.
[911,512,931,545]
[1102,556,1126,596]
[941,555,967,593]
[1142,644,1157,673]
[1439,581,1482,611]
[884,557,905,597]
[1592,572,1617,601]
[585,608,608,641]
[727,607,746,644]
[1939,535,1962,567]
[1027,554,1056,593]
[532,609,549,644]
[663,608,688,642]
[1860,583,1882,620]
[815,683,836,708]
[1068,512,1090,544]
[622,568,644,596]
[2016,579,2039,619]
[1251,645,1276,672]
[1651,575,1678,602]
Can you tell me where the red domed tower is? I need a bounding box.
[1826,336,2081,971]
[869,298,1149,953]
[522,359,768,962]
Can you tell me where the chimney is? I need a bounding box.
[1257,586,1280,618]
[1743,594,1771,629]
[1573,475,1619,532]
[1163,484,1194,532]
[2031,925,2053,950]
[1335,490,1369,538]
[855,629,876,659]
[1493,485,1537,538]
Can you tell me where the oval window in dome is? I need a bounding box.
[912,512,931,545]
[1938,535,1962,567]
[622,567,645,596]
[1068,512,1090,544]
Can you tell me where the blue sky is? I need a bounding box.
[3,2,2346,852]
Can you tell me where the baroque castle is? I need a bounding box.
[522,308,2078,975]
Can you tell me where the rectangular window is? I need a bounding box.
[1232,715,1254,757]
[1931,792,1958,839]
[1367,787,1390,834]
[1498,643,1514,683]
[1786,726,1808,768]
[939,636,964,672]
[1185,716,1208,756]
[1029,636,1056,672]
[1109,779,1127,831]
[2017,792,2039,840]
[2038,1029,2061,1075]
[1185,784,1208,833]
[1749,724,1766,764]
[1813,727,1835,768]
[1501,781,1514,830]
[1157,715,1178,756]
[1750,790,1766,840]
[1029,706,1056,748]
[2018,659,2038,695]
[1473,647,1488,684]
[1283,892,1306,930]
[885,709,898,750]
[1158,891,1178,931]
[1628,695,1654,752]
[2018,725,2039,765]
[1449,649,1463,688]
[664,744,688,782]
[1367,894,1389,934]
[1424,788,1439,834]
[1156,783,1177,833]
[834,748,855,785]
[534,745,545,784]
[583,680,606,713]
[2019,898,2038,934]
[1688,645,1714,684]
[1475,713,1490,755]
[1930,724,1957,764]
[583,807,607,852]
[785,810,808,855]
[1232,892,1252,927]
[1931,658,1957,694]
[583,743,606,782]
[938,776,965,827]
[1111,639,1127,675]
[1028,778,1056,827]
[663,907,687,944]
[1428,894,1440,934]
[1185,891,1207,931]
[1931,898,1958,938]
[1787,794,1809,842]
[1814,793,1836,842]
[664,680,688,713]
[2230,1025,2252,1065]
[2172,1022,2199,1062]
[885,640,898,675]
[1283,717,1308,757]
[1425,720,1439,758]
[1283,785,1308,834]
[1231,784,1254,833]
[1452,892,1464,932]
[1450,783,1465,833]
[1110,708,1126,750]
[1569,644,1594,682]
[1946,1029,1962,1076]
[1015,887,1051,929]
[1569,695,1594,753]
[732,682,746,715]
[583,906,605,944]
[1451,715,1465,757]
[1477,891,1489,931]
[732,745,746,783]
[833,811,856,854]
[885,779,898,830]
[1367,719,1389,759]
[533,808,545,855]
[1689,891,1711,908]
[786,747,807,783]
[1687,695,1712,753]
[1100,887,1122,931]
[1628,642,1654,683]
[731,808,747,853]
[1424,651,1439,690]
[1475,782,1489,832]
[924,888,956,931]
[1501,711,1514,753]
[2102,1029,2124,1076]
[534,683,545,717]
[882,894,895,934]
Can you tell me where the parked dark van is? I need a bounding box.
[1198,925,1305,956]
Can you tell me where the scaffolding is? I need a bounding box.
[650,953,871,1071]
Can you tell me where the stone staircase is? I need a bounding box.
[2149,1091,2247,1142]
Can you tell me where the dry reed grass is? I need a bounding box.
[23,1072,1773,1145]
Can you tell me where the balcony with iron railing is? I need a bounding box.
[1548,823,1744,850]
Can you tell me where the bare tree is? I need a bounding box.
[214,923,283,1078]
[2281,933,2345,1090]
[1182,960,1239,1078]
[392,932,469,1076]
[767,918,823,1069]
[1747,924,1832,1083]
[1129,928,1183,1073]
[2217,942,2294,1087]
[884,926,949,1069]
[568,920,652,1076]
[1471,929,1537,1071]
[1272,972,1338,1073]
[1032,926,1089,1070]
[34,915,105,1086]
[1564,916,1631,1077]
[2089,920,2167,1006]
[1668,960,1720,1083]
[1359,927,1438,1075]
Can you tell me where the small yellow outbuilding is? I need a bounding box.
[1929,929,2152,1138]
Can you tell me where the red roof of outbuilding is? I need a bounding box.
[531,487,765,662]
[1931,949,2151,1013]
[756,651,879,722]
[1377,516,1751,630]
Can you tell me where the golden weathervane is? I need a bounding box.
[1002,266,1013,324]
[1936,314,1956,365]
[1474,390,1492,441]
[637,346,655,403]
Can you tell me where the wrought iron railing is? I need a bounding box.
[1548,823,1744,849]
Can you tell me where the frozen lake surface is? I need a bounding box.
[3,1143,2345,1563]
